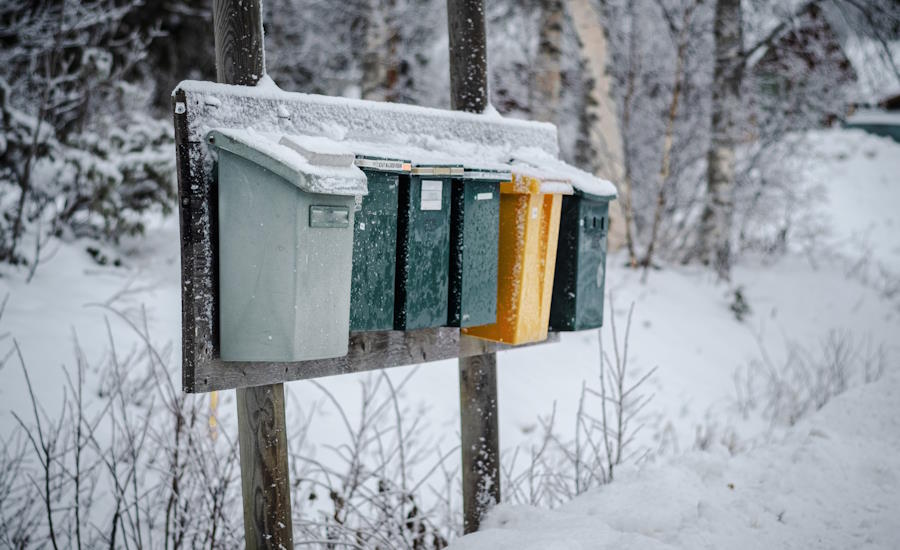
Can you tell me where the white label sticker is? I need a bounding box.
[531,206,539,219]
[355,158,409,171]
[475,192,493,201]
[421,180,443,210]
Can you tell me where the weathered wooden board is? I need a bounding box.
[190,327,557,393]
[173,84,561,394]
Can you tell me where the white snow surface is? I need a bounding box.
[512,148,617,198]
[450,371,900,550]
[845,109,900,126]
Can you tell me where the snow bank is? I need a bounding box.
[450,371,900,549]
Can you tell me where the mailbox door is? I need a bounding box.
[350,170,399,331]
[395,176,452,330]
[218,151,354,361]
[449,180,500,327]
[574,199,608,330]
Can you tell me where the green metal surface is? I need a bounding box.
[350,169,400,331]
[549,195,609,331]
[394,174,454,330]
[448,180,500,327]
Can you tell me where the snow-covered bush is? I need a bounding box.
[734,329,887,427]
[501,299,658,508]
[0,1,174,271]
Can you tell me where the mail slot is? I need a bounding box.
[448,167,505,327]
[349,155,410,331]
[394,164,460,330]
[208,130,367,361]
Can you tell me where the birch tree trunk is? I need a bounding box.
[695,0,743,280]
[566,0,626,251]
[361,0,387,100]
[361,0,400,101]
[532,0,564,124]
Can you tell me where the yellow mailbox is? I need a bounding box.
[463,171,573,345]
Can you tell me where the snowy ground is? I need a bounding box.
[1,128,898,545]
[450,370,900,549]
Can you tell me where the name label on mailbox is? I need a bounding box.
[421,180,443,211]
[309,205,350,228]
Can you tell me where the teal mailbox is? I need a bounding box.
[208,130,367,361]
[549,188,614,331]
[349,155,411,331]
[394,164,460,330]
[448,167,505,327]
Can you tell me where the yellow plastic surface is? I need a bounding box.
[463,173,564,344]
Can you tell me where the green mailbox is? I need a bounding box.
[394,164,460,330]
[447,167,506,327]
[349,155,411,331]
[208,130,367,361]
[549,188,614,331]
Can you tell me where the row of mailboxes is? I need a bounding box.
[208,130,613,362]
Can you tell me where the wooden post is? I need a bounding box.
[212,1,293,548]
[447,0,489,113]
[236,384,293,548]
[458,335,501,533]
[447,0,499,533]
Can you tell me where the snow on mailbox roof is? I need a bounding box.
[176,79,559,156]
[512,148,618,199]
[175,78,617,198]
[207,128,368,196]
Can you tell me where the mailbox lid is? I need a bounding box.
[394,165,456,330]
[448,171,502,327]
[350,166,404,331]
[349,155,409,331]
[207,129,368,196]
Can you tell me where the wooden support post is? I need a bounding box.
[212,1,293,548]
[448,0,499,533]
[458,335,501,534]
[236,384,293,548]
[447,0,489,113]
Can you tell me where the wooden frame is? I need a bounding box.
[173,83,560,393]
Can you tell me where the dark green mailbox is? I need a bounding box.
[349,156,411,331]
[549,189,613,331]
[394,164,460,330]
[448,167,506,327]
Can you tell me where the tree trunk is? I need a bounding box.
[532,0,564,124]
[361,0,400,101]
[695,0,743,280]
[640,0,698,279]
[565,0,627,251]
